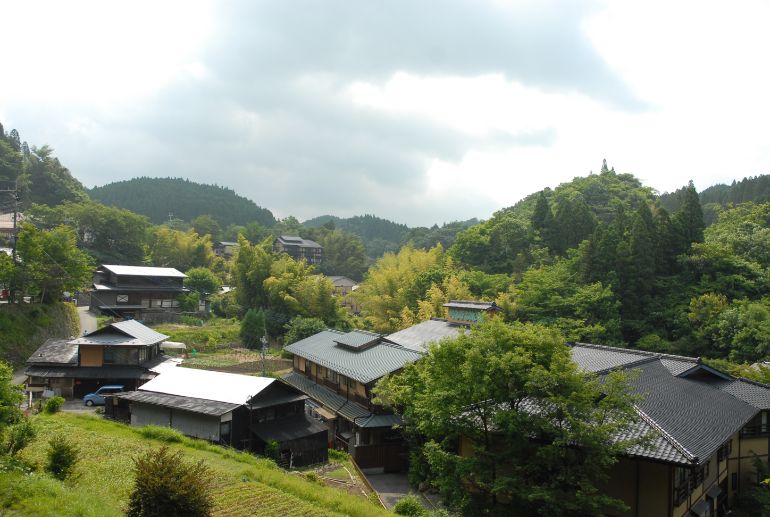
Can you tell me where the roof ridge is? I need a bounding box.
[571,342,699,363]
[379,341,425,355]
[633,405,697,463]
[594,355,661,375]
[736,376,770,389]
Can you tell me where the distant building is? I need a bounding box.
[273,235,323,264]
[328,276,359,313]
[0,212,23,241]
[114,367,328,466]
[443,300,500,325]
[90,264,187,322]
[24,320,177,399]
[214,241,239,259]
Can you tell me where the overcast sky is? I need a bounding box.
[2,0,769,227]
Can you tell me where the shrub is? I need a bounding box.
[240,308,266,350]
[264,439,279,460]
[44,396,65,414]
[328,448,350,462]
[46,435,79,480]
[127,446,214,517]
[283,316,326,345]
[5,417,36,455]
[138,425,184,443]
[393,495,427,517]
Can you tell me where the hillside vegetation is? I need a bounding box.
[4,413,391,517]
[90,177,276,228]
[0,303,79,366]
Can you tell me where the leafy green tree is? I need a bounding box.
[16,223,92,303]
[0,138,22,181]
[284,316,326,345]
[5,417,36,456]
[375,319,638,516]
[21,145,88,207]
[127,446,214,517]
[0,361,22,426]
[191,214,221,241]
[316,229,368,280]
[184,267,221,297]
[147,227,216,271]
[240,308,266,349]
[672,180,705,251]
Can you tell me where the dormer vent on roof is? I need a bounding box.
[333,330,381,351]
[442,300,500,325]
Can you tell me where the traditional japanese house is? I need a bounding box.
[115,367,327,467]
[273,235,323,264]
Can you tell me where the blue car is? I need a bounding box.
[83,385,124,406]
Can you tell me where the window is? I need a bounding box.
[344,377,356,390]
[327,370,338,384]
[674,467,691,506]
[116,294,129,304]
[742,411,769,436]
[718,440,732,462]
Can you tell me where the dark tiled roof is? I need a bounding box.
[282,372,397,428]
[27,339,78,365]
[118,390,240,416]
[72,320,168,347]
[715,378,770,410]
[276,236,322,249]
[570,343,769,465]
[284,330,422,384]
[25,365,154,380]
[384,319,462,352]
[252,414,328,442]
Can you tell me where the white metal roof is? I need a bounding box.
[139,367,275,405]
[101,265,186,278]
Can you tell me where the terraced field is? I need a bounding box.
[1,413,391,517]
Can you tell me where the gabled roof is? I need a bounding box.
[275,236,322,249]
[384,318,463,352]
[71,320,168,347]
[138,367,275,405]
[570,343,768,465]
[443,300,498,311]
[27,339,78,365]
[118,390,240,416]
[328,276,357,287]
[333,330,380,350]
[284,330,422,384]
[100,265,186,278]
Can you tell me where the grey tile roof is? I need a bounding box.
[618,411,693,465]
[118,390,240,416]
[27,339,78,365]
[277,236,322,248]
[328,276,357,287]
[72,320,168,347]
[333,330,381,350]
[384,319,462,352]
[282,372,398,428]
[571,343,770,465]
[284,330,422,384]
[570,342,698,375]
[715,378,770,410]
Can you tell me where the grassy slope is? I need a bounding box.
[153,318,242,350]
[3,413,391,517]
[0,302,79,366]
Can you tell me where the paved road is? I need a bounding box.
[365,472,434,510]
[78,306,97,335]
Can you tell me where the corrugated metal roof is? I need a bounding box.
[139,367,274,405]
[111,320,169,344]
[284,330,422,384]
[101,265,186,278]
[27,339,78,365]
[119,390,240,416]
[24,365,152,380]
[384,319,462,352]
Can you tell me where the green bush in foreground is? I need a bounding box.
[46,435,79,480]
[394,495,427,516]
[44,396,65,414]
[138,425,184,443]
[127,445,214,517]
[5,417,36,455]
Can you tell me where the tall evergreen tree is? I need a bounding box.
[673,180,705,250]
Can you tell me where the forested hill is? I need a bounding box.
[660,174,770,223]
[89,177,276,228]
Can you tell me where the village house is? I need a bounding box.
[112,367,328,467]
[328,275,360,314]
[273,235,323,264]
[457,343,770,517]
[282,300,497,471]
[24,320,178,399]
[214,240,239,259]
[89,264,189,322]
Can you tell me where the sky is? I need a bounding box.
[2,0,770,227]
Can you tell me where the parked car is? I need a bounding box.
[83,385,125,406]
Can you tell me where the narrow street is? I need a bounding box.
[78,306,97,335]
